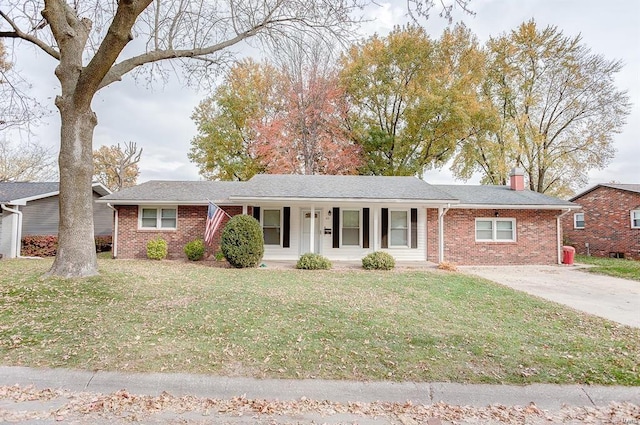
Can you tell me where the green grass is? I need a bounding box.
[576,255,640,281]
[1,258,638,385]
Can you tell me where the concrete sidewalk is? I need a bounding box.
[1,366,638,411]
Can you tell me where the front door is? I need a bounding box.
[301,210,322,254]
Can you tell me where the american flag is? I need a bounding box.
[204,202,226,246]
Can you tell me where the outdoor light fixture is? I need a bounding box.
[494,211,499,217]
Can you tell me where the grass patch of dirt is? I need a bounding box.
[576,255,640,281]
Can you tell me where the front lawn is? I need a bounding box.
[1,258,638,385]
[576,255,640,281]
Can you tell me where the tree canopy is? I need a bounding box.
[0,139,57,182]
[451,20,631,196]
[93,142,142,192]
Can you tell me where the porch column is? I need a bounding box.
[373,208,379,250]
[438,205,450,263]
[242,205,247,215]
[310,205,315,253]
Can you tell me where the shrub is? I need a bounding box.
[362,251,395,270]
[21,235,58,257]
[95,236,113,252]
[147,237,168,260]
[214,251,225,261]
[183,239,205,261]
[220,215,264,268]
[296,253,332,270]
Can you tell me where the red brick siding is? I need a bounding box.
[562,186,640,259]
[115,205,244,259]
[426,208,560,265]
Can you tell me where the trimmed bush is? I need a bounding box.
[221,215,264,268]
[184,239,205,261]
[296,253,332,270]
[147,237,168,260]
[362,251,395,270]
[21,235,113,257]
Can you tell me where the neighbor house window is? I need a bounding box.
[139,207,177,230]
[574,213,585,229]
[632,210,640,229]
[475,218,516,242]
[342,210,360,246]
[390,210,408,247]
[263,209,281,245]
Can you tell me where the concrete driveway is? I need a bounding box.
[459,265,640,328]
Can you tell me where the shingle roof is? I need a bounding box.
[233,174,457,201]
[433,184,577,207]
[0,182,111,203]
[99,180,246,204]
[570,183,640,201]
[0,182,60,203]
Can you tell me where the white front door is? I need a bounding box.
[301,210,321,254]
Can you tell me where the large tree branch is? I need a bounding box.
[97,25,262,89]
[0,10,60,59]
[75,0,153,107]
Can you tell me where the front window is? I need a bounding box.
[390,210,408,247]
[632,210,640,229]
[342,210,360,246]
[476,218,516,242]
[574,213,585,229]
[139,207,177,230]
[263,209,281,245]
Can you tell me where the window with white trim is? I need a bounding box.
[475,218,516,242]
[342,210,360,246]
[390,210,409,247]
[574,213,585,229]
[631,210,640,229]
[139,207,177,230]
[263,209,281,245]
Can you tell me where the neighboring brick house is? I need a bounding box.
[98,170,578,265]
[562,184,640,260]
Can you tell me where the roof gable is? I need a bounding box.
[570,183,640,201]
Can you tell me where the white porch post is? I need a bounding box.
[242,205,247,215]
[373,207,379,250]
[438,205,450,263]
[310,205,315,253]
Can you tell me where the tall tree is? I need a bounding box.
[93,141,142,191]
[0,138,57,182]
[339,24,486,176]
[452,20,631,197]
[189,59,280,181]
[254,41,361,175]
[0,0,363,277]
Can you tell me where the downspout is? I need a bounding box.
[107,203,118,259]
[438,204,451,264]
[556,208,572,265]
[1,203,23,258]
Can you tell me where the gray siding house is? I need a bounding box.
[0,182,112,258]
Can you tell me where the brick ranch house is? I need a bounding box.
[97,170,578,265]
[562,183,640,260]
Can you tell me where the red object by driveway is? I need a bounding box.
[562,246,576,265]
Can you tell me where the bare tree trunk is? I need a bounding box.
[47,100,98,277]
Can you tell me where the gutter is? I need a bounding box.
[556,208,573,265]
[438,204,451,264]
[1,203,24,258]
[107,203,118,259]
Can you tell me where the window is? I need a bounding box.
[390,210,408,247]
[342,210,360,246]
[574,213,585,229]
[475,218,516,242]
[139,207,177,230]
[263,209,281,245]
[632,210,640,229]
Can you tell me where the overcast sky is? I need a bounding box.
[6,0,639,193]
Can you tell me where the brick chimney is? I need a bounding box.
[510,167,525,191]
